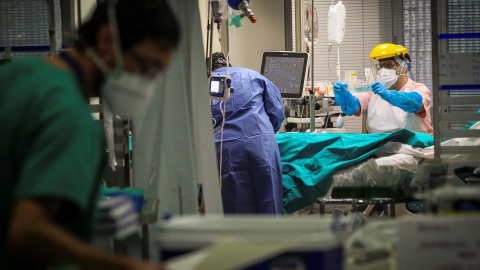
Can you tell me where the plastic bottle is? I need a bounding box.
[337,114,344,128]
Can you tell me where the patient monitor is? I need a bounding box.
[260,51,341,132]
[260,51,309,99]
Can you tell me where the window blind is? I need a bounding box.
[447,0,480,129]
[0,0,49,59]
[292,0,397,133]
[404,0,433,92]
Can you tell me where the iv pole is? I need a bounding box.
[309,0,315,132]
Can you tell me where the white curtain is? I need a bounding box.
[132,0,223,220]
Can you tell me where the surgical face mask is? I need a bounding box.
[379,68,399,89]
[83,0,157,118]
[101,71,157,118]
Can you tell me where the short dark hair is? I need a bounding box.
[212,63,228,71]
[76,0,180,52]
[207,52,231,71]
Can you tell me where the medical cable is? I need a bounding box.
[227,7,236,63]
[212,9,236,189]
[324,111,330,130]
[337,45,341,81]
[300,104,304,124]
[218,100,227,189]
[211,100,221,107]
[216,22,233,189]
[214,100,224,136]
[219,29,231,78]
[328,43,332,81]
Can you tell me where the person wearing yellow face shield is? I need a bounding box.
[333,43,433,135]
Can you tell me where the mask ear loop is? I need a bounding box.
[81,37,111,75]
[108,0,124,71]
[78,0,122,76]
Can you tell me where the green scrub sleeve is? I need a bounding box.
[14,95,104,218]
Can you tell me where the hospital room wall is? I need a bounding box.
[198,0,220,59]
[226,1,285,72]
[77,1,284,73]
[198,0,286,72]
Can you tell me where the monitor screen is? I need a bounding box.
[260,52,309,99]
[209,76,228,99]
[211,80,220,93]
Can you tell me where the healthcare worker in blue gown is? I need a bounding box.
[209,52,285,214]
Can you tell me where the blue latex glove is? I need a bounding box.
[372,81,423,113]
[333,81,359,116]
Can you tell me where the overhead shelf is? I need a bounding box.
[0,45,68,52]
[438,33,480,39]
[439,84,480,91]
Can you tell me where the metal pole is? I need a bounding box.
[284,0,293,51]
[295,0,303,52]
[141,225,149,260]
[206,0,211,73]
[178,186,183,216]
[226,11,229,57]
[310,0,315,132]
[46,0,62,56]
[77,0,82,28]
[431,0,441,159]
[209,18,214,76]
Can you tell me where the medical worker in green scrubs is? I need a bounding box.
[0,0,178,269]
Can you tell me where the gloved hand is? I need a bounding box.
[371,81,392,102]
[372,81,423,113]
[334,81,360,116]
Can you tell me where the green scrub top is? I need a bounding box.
[0,58,106,269]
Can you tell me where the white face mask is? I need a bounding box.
[101,71,157,118]
[84,0,156,118]
[379,68,399,89]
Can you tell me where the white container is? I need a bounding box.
[344,71,357,90]
[158,215,344,270]
[328,1,346,45]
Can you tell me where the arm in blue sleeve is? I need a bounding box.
[263,79,285,132]
[388,91,423,113]
[371,81,423,113]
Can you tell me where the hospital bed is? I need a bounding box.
[278,124,480,215]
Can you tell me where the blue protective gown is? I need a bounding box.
[211,67,285,214]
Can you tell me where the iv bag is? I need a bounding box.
[304,1,319,47]
[328,1,346,45]
[211,0,229,20]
